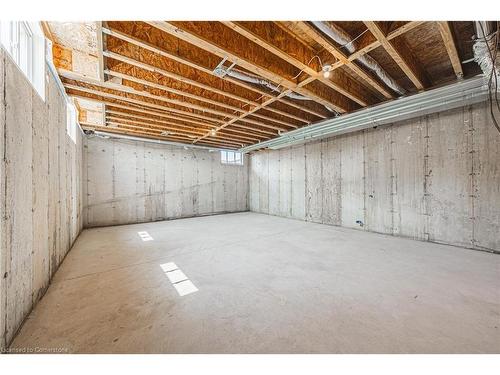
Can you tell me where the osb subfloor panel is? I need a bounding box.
[11,212,500,353]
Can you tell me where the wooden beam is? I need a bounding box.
[59,69,237,121]
[386,21,426,40]
[293,22,394,99]
[106,116,205,136]
[194,85,302,144]
[104,50,304,128]
[147,21,356,113]
[65,84,288,133]
[222,21,377,107]
[97,100,220,128]
[364,21,430,90]
[82,94,277,138]
[106,115,260,143]
[106,109,211,129]
[81,122,240,149]
[105,121,248,147]
[96,21,105,81]
[103,25,327,120]
[106,112,265,142]
[63,83,225,124]
[345,21,426,64]
[105,107,274,138]
[228,123,276,137]
[436,21,463,78]
[105,69,246,113]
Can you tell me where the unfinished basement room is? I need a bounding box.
[1,3,500,364]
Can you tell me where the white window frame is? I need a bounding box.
[221,150,244,166]
[67,100,78,143]
[0,21,45,100]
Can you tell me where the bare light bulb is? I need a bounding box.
[210,129,217,137]
[322,64,332,78]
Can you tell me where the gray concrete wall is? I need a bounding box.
[249,102,500,252]
[0,49,84,347]
[83,137,249,227]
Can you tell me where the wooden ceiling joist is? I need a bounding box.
[364,21,430,90]
[106,106,266,138]
[96,22,105,81]
[106,115,261,143]
[103,102,219,128]
[147,21,357,114]
[53,21,472,148]
[66,72,296,136]
[103,50,307,127]
[105,113,210,133]
[63,83,227,124]
[69,75,294,134]
[105,69,246,113]
[222,21,377,107]
[81,122,240,149]
[70,87,280,139]
[144,21,365,144]
[107,71,299,132]
[345,21,425,64]
[436,21,464,78]
[106,113,266,143]
[103,25,327,121]
[293,21,395,99]
[107,120,248,146]
[65,80,299,145]
[60,72,235,123]
[228,123,276,137]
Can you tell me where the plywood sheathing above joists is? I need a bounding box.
[47,21,480,148]
[104,22,329,120]
[364,21,431,90]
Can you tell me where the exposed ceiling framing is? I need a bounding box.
[45,21,481,149]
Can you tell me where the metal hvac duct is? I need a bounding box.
[239,75,490,153]
[311,21,406,95]
[473,21,499,80]
[224,68,338,113]
[88,130,235,152]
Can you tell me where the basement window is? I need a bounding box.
[66,101,78,143]
[0,21,45,100]
[221,150,243,165]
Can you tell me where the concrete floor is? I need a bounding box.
[11,212,500,353]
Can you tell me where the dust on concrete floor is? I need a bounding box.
[10,212,500,353]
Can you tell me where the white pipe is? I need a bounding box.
[311,21,406,95]
[239,76,489,153]
[89,130,234,152]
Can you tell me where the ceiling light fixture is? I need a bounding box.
[210,129,217,137]
[322,64,332,78]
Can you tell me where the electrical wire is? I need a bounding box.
[339,28,369,50]
[479,22,500,134]
[290,28,370,81]
[291,55,323,80]
[493,23,500,114]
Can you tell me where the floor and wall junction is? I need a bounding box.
[249,102,500,252]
